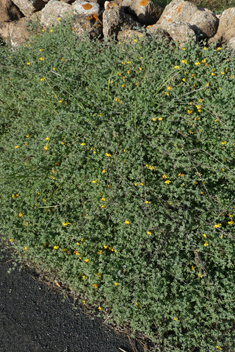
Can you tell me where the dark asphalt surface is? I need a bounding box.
[0,235,148,352]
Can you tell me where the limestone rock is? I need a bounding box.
[103,1,141,39]
[208,7,235,46]
[0,0,24,22]
[188,8,218,39]
[0,17,32,47]
[72,0,100,17]
[125,0,163,25]
[11,0,45,17]
[40,0,72,27]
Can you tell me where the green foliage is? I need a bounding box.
[0,15,235,352]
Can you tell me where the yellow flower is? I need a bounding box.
[84,259,89,263]
[122,84,125,87]
[221,71,225,75]
[27,62,31,65]
[9,239,14,242]
[92,180,97,183]
[214,224,221,228]
[221,141,226,145]
[15,145,20,148]
[181,59,187,64]
[103,245,108,249]
[165,180,171,184]
[191,266,196,270]
[206,83,209,86]
[162,174,167,179]
[203,234,207,238]
[24,246,28,250]
[40,78,45,81]
[19,212,23,217]
[198,273,203,278]
[44,145,48,150]
[158,117,163,121]
[174,66,180,69]
[50,29,53,33]
[174,318,178,321]
[105,153,111,157]
[204,241,209,246]
[138,67,142,70]
[182,78,186,82]
[62,222,71,226]
[59,100,63,103]
[152,117,157,121]
[145,200,151,204]
[54,245,59,249]
[147,231,151,235]
[12,194,15,198]
[102,169,106,173]
[165,92,169,96]
[194,62,200,65]
[167,86,172,90]
[57,18,61,21]
[228,220,234,225]
[16,194,19,197]
[53,67,56,70]
[140,182,144,185]
[45,136,50,141]
[40,57,44,61]
[125,220,130,224]
[187,109,193,114]
[80,143,86,145]
[98,306,102,310]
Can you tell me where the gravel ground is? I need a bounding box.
[0,235,148,352]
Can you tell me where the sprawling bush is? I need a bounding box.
[0,14,235,351]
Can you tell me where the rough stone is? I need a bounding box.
[40,0,72,27]
[208,7,235,47]
[10,0,46,17]
[0,0,24,22]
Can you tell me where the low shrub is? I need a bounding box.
[0,15,235,351]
